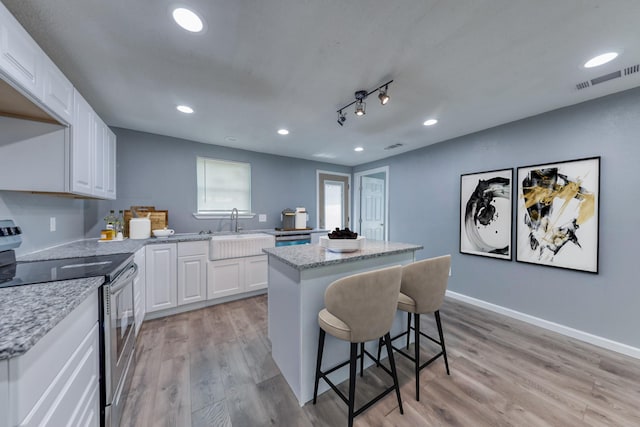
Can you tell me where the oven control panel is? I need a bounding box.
[0,219,23,252]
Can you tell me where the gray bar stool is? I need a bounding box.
[312,265,404,427]
[378,255,451,401]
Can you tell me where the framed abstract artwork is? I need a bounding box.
[460,168,513,260]
[516,157,600,273]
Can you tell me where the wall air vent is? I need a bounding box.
[384,143,404,150]
[624,64,640,75]
[576,81,590,90]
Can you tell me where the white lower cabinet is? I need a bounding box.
[1,290,100,427]
[178,241,208,305]
[145,243,177,313]
[133,246,146,336]
[208,254,268,299]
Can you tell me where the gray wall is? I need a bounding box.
[355,86,640,348]
[0,191,85,256]
[85,128,351,237]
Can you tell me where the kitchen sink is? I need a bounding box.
[209,233,275,260]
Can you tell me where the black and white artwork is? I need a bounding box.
[516,157,600,273]
[460,169,513,260]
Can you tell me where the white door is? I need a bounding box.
[354,167,389,241]
[317,172,350,231]
[360,176,385,240]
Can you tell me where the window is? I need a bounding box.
[196,157,251,216]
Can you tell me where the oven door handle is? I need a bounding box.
[110,264,138,293]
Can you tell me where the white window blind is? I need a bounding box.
[197,157,251,214]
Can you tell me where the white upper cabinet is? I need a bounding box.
[92,114,106,198]
[42,54,74,124]
[105,127,117,199]
[0,3,43,100]
[0,3,116,199]
[71,89,116,199]
[71,90,94,196]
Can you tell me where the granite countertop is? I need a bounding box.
[263,240,423,270]
[0,276,104,360]
[17,234,211,261]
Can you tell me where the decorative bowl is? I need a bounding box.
[319,236,366,253]
[152,228,175,238]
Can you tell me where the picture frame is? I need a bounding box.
[516,157,600,273]
[460,168,513,260]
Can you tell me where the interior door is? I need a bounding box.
[318,172,349,230]
[360,176,385,240]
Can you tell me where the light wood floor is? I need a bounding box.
[120,295,640,426]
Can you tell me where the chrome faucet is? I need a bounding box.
[231,208,239,232]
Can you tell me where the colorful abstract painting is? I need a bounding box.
[516,157,600,273]
[460,168,513,260]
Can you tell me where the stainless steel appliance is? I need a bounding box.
[0,219,137,427]
[100,258,137,427]
[275,232,312,246]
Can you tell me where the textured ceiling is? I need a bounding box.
[3,0,640,166]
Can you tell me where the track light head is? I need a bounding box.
[337,110,346,126]
[355,100,366,116]
[378,85,390,105]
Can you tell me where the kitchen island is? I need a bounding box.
[263,240,422,405]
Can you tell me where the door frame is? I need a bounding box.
[354,166,389,241]
[316,170,351,230]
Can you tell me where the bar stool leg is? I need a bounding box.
[348,343,358,427]
[435,311,450,375]
[414,313,421,401]
[313,329,326,404]
[384,332,404,414]
[360,342,365,377]
[406,312,412,349]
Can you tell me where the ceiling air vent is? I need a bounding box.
[624,64,640,75]
[384,143,404,150]
[591,70,622,85]
[576,81,590,90]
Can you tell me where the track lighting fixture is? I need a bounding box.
[336,80,393,126]
[378,85,390,105]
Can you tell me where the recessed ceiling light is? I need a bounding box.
[277,129,289,135]
[584,52,618,68]
[176,105,194,114]
[423,119,438,126]
[354,147,364,152]
[172,7,204,32]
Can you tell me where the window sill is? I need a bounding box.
[192,212,256,220]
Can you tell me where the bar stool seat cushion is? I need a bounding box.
[318,308,351,342]
[397,292,416,313]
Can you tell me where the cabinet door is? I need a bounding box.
[178,255,207,305]
[92,116,106,198]
[145,243,177,313]
[42,55,74,124]
[245,255,269,291]
[105,128,117,199]
[71,90,94,196]
[133,247,146,336]
[208,258,243,299]
[0,3,43,100]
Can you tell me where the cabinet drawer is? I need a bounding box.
[178,240,208,257]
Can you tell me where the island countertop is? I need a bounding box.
[262,240,423,270]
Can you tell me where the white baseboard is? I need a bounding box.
[446,290,640,360]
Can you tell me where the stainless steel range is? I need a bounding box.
[0,219,137,427]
